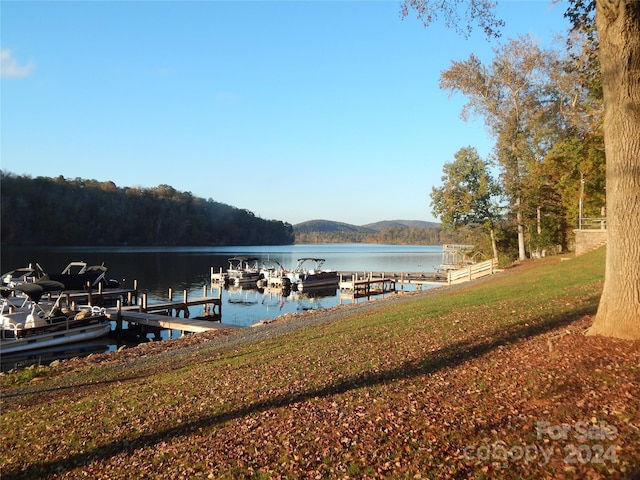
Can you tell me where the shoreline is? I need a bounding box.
[9,272,506,377]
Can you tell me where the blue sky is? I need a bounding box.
[1,1,570,225]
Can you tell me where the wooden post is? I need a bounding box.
[115,298,123,334]
[141,293,148,312]
[168,288,173,300]
[133,279,139,305]
[183,290,189,318]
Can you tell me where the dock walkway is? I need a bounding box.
[52,286,139,308]
[106,287,227,335]
[338,258,499,294]
[47,282,229,335]
[104,309,235,334]
[339,273,397,298]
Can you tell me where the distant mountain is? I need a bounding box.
[293,219,444,244]
[293,219,377,234]
[293,219,439,232]
[362,220,440,231]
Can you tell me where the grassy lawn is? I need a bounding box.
[1,247,638,479]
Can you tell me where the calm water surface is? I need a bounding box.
[1,244,443,369]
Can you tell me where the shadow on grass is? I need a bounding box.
[0,374,152,402]
[6,304,597,479]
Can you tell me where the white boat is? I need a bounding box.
[1,263,46,288]
[257,259,291,289]
[2,261,119,291]
[287,258,339,292]
[226,257,262,286]
[0,281,111,355]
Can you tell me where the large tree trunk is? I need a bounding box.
[490,227,498,261]
[588,0,640,340]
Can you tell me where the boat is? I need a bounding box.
[47,261,120,290]
[1,263,46,288]
[286,258,339,292]
[225,257,262,286]
[439,244,475,271]
[0,280,111,355]
[256,259,291,289]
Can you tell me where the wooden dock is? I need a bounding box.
[50,284,140,309]
[38,280,234,338]
[104,309,235,334]
[106,286,227,335]
[338,259,499,294]
[339,273,397,298]
[338,271,446,292]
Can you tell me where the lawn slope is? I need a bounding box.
[1,247,638,479]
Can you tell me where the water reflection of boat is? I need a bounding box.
[291,287,337,311]
[0,280,111,355]
[1,340,110,372]
[227,285,260,305]
[294,287,337,298]
[287,258,339,292]
[259,289,287,312]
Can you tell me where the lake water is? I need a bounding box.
[1,244,443,369]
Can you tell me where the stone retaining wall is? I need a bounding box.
[573,229,607,255]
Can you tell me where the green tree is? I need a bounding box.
[402,0,640,340]
[430,146,502,260]
[439,35,557,261]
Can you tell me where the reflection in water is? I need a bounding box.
[0,340,111,372]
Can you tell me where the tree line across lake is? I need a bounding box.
[0,173,294,246]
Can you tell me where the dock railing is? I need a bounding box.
[446,258,498,285]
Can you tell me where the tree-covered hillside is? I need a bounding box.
[0,172,294,246]
[292,219,471,246]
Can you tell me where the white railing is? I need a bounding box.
[579,217,607,230]
[447,259,498,285]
